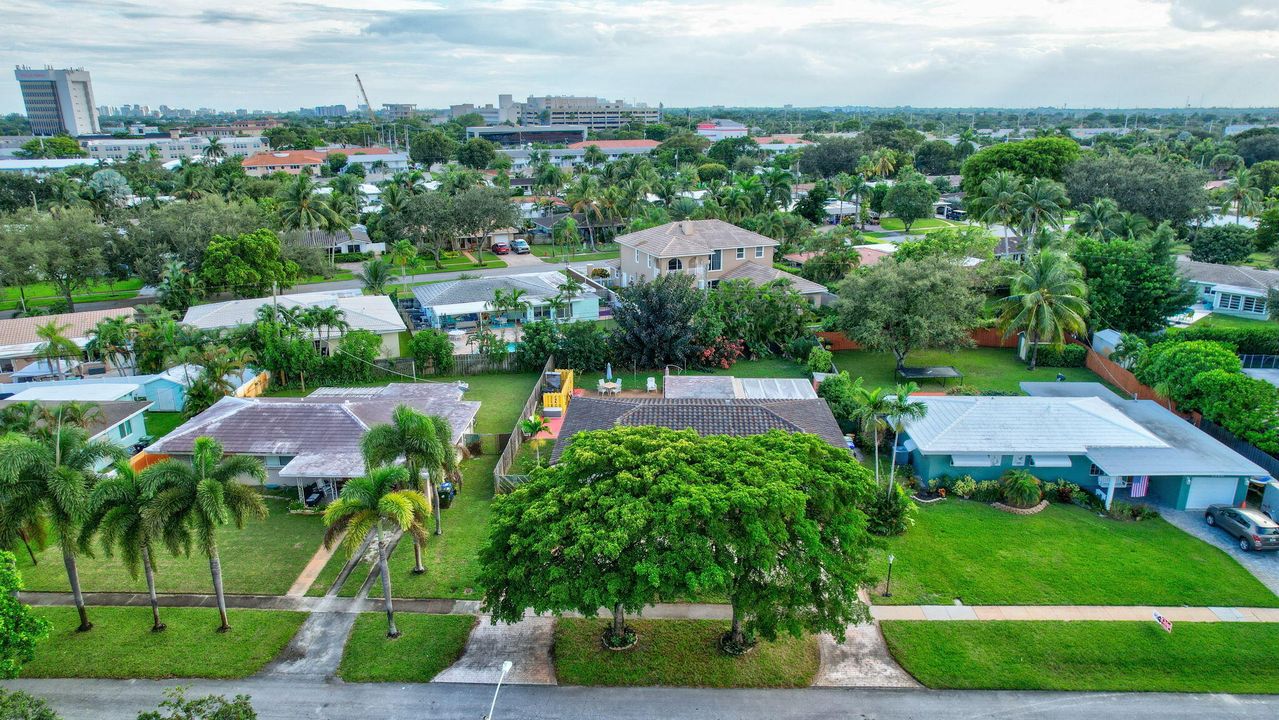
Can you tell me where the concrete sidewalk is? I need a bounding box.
[20,591,1279,623]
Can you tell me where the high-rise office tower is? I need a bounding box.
[14,66,102,136]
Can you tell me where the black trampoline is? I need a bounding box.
[895,366,964,386]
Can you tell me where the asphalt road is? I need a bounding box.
[5,678,1279,720]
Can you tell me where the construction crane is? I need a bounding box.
[355,74,376,122]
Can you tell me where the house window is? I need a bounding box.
[736,247,745,260]
[647,254,654,269]
[1089,463,1103,476]
[667,258,683,271]
[1216,293,1264,314]
[117,419,132,439]
[710,250,722,271]
[634,248,640,263]
[755,246,764,259]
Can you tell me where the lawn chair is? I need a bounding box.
[646,377,657,393]
[597,379,607,395]
[614,379,622,394]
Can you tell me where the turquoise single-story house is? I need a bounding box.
[0,397,152,470]
[0,364,259,412]
[897,382,1269,511]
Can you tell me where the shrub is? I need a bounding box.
[1000,469,1042,508]
[863,484,917,536]
[1071,486,1103,510]
[1106,500,1160,522]
[806,345,834,374]
[1034,344,1087,368]
[1169,323,1279,355]
[333,251,374,263]
[1042,480,1082,504]
[944,384,981,396]
[409,329,455,374]
[950,476,977,498]
[514,320,560,370]
[0,688,60,720]
[972,480,1002,503]
[1189,224,1256,265]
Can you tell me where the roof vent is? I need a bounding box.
[679,221,694,235]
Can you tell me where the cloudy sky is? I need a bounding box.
[3,0,1277,113]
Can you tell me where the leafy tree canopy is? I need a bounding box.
[1189,224,1256,265]
[200,228,299,298]
[960,136,1080,193]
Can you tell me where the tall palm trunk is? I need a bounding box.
[887,429,901,499]
[62,544,91,632]
[1028,329,1040,371]
[431,482,442,536]
[18,530,37,566]
[872,428,881,487]
[376,522,399,638]
[209,545,230,632]
[142,545,164,632]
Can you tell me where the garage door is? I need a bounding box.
[1184,477,1239,510]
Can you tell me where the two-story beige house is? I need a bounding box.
[612,220,828,304]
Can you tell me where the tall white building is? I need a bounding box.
[14,66,101,136]
[520,95,660,130]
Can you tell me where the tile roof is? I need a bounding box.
[550,397,845,462]
[567,139,660,150]
[1175,256,1279,294]
[241,147,391,168]
[718,262,827,295]
[148,383,480,478]
[0,307,135,358]
[613,220,779,258]
[183,291,405,335]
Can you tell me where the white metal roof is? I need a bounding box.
[7,384,140,402]
[183,291,406,335]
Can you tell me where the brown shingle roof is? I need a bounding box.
[613,220,779,258]
[0,307,135,356]
[550,397,845,463]
[718,262,827,295]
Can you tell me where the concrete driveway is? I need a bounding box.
[1160,509,1279,596]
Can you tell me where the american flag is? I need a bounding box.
[1131,476,1149,498]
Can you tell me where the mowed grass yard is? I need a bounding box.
[832,347,1103,394]
[23,606,305,679]
[871,501,1279,607]
[142,411,185,440]
[554,619,818,688]
[882,621,1279,693]
[15,498,322,596]
[338,613,476,682]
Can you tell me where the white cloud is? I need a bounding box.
[1,0,1276,112]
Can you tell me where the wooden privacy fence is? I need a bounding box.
[1083,348,1182,412]
[493,355,556,490]
[450,353,519,375]
[817,327,1017,352]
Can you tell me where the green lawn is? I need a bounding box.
[15,498,323,596]
[878,218,955,232]
[882,621,1279,693]
[1,277,143,305]
[23,606,305,679]
[1191,313,1273,330]
[368,455,497,599]
[871,501,1279,607]
[304,542,352,597]
[337,613,475,682]
[142,411,184,441]
[577,357,810,393]
[554,618,819,688]
[832,347,1102,394]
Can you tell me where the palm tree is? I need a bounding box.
[551,216,580,261]
[851,385,892,487]
[871,148,897,179]
[974,170,1024,253]
[1015,178,1068,248]
[156,260,204,315]
[1073,198,1122,240]
[180,345,256,419]
[278,173,337,247]
[884,383,927,497]
[506,288,530,340]
[1225,168,1264,222]
[999,250,1090,370]
[144,437,268,632]
[356,258,394,295]
[388,240,417,283]
[0,422,123,631]
[1113,211,1150,241]
[79,460,174,632]
[519,415,551,465]
[362,405,451,566]
[35,321,80,379]
[323,466,429,638]
[203,137,226,162]
[761,167,794,210]
[86,315,138,376]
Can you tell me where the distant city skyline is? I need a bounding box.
[3,0,1278,116]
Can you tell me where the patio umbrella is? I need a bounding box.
[606,362,613,381]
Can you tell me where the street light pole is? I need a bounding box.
[483,660,514,720]
[883,554,895,597]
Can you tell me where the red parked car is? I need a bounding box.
[492,240,511,255]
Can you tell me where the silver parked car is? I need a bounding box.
[1205,504,1279,552]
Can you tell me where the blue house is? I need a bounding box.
[0,398,152,470]
[407,271,604,331]
[0,365,259,413]
[898,382,1269,511]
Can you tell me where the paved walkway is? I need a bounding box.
[1160,508,1279,597]
[284,535,340,598]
